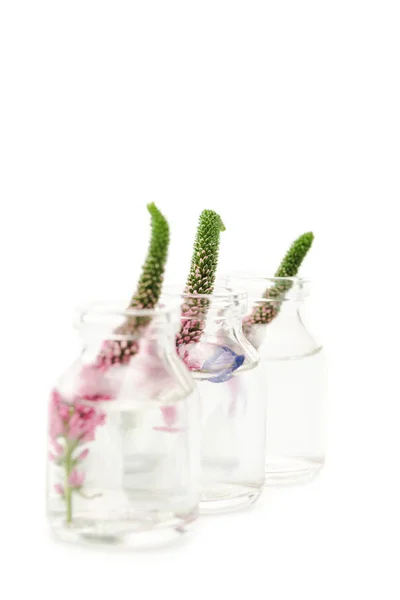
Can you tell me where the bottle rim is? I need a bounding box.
[74,300,181,331]
[224,272,310,285]
[223,273,311,302]
[161,284,248,317]
[161,283,247,303]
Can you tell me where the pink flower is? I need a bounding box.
[153,405,185,433]
[125,338,176,398]
[50,439,64,456]
[49,389,106,448]
[161,406,177,428]
[69,469,85,488]
[96,339,139,369]
[54,483,64,496]
[48,442,64,462]
[81,394,113,401]
[75,448,89,462]
[177,343,203,370]
[49,389,69,439]
[77,364,116,402]
[49,387,106,511]
[177,340,244,383]
[153,424,184,433]
[67,404,105,443]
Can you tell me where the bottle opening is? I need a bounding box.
[74,301,181,340]
[222,274,310,303]
[161,284,248,319]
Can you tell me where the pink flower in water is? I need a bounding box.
[177,342,203,370]
[48,438,64,461]
[69,469,85,489]
[77,364,116,402]
[125,337,176,398]
[153,405,184,433]
[49,387,107,524]
[49,388,106,493]
[67,403,106,443]
[177,340,244,382]
[48,444,64,462]
[49,389,106,448]
[75,448,89,462]
[49,390,70,439]
[54,483,64,496]
[161,406,177,428]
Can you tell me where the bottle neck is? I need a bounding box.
[247,297,320,360]
[79,325,180,368]
[270,298,304,320]
[247,294,305,321]
[178,308,259,374]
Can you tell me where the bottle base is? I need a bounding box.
[265,457,324,486]
[199,483,262,515]
[49,510,197,550]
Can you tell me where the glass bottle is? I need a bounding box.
[224,274,326,485]
[162,285,265,514]
[47,302,200,549]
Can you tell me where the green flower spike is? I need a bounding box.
[128,202,170,310]
[177,210,225,345]
[274,231,314,281]
[244,232,314,331]
[97,203,170,367]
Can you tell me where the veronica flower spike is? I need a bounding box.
[177,210,245,383]
[185,209,226,297]
[179,209,225,345]
[128,202,170,311]
[274,231,314,282]
[97,203,170,368]
[244,231,314,331]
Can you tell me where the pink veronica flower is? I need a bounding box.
[50,438,64,457]
[75,448,89,462]
[69,469,85,488]
[54,483,65,496]
[49,389,106,450]
[48,448,64,462]
[67,404,106,443]
[96,339,139,370]
[49,389,70,439]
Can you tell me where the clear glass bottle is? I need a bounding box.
[47,302,200,549]
[224,275,326,485]
[162,286,265,514]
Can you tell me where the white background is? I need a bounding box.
[1,1,399,598]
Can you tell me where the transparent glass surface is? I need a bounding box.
[162,286,266,513]
[198,369,266,513]
[47,303,200,549]
[224,275,327,485]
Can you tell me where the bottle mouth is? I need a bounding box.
[222,273,310,302]
[74,300,181,338]
[161,284,248,317]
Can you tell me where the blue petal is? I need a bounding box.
[202,345,245,383]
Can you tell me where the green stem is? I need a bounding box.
[64,442,73,524]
